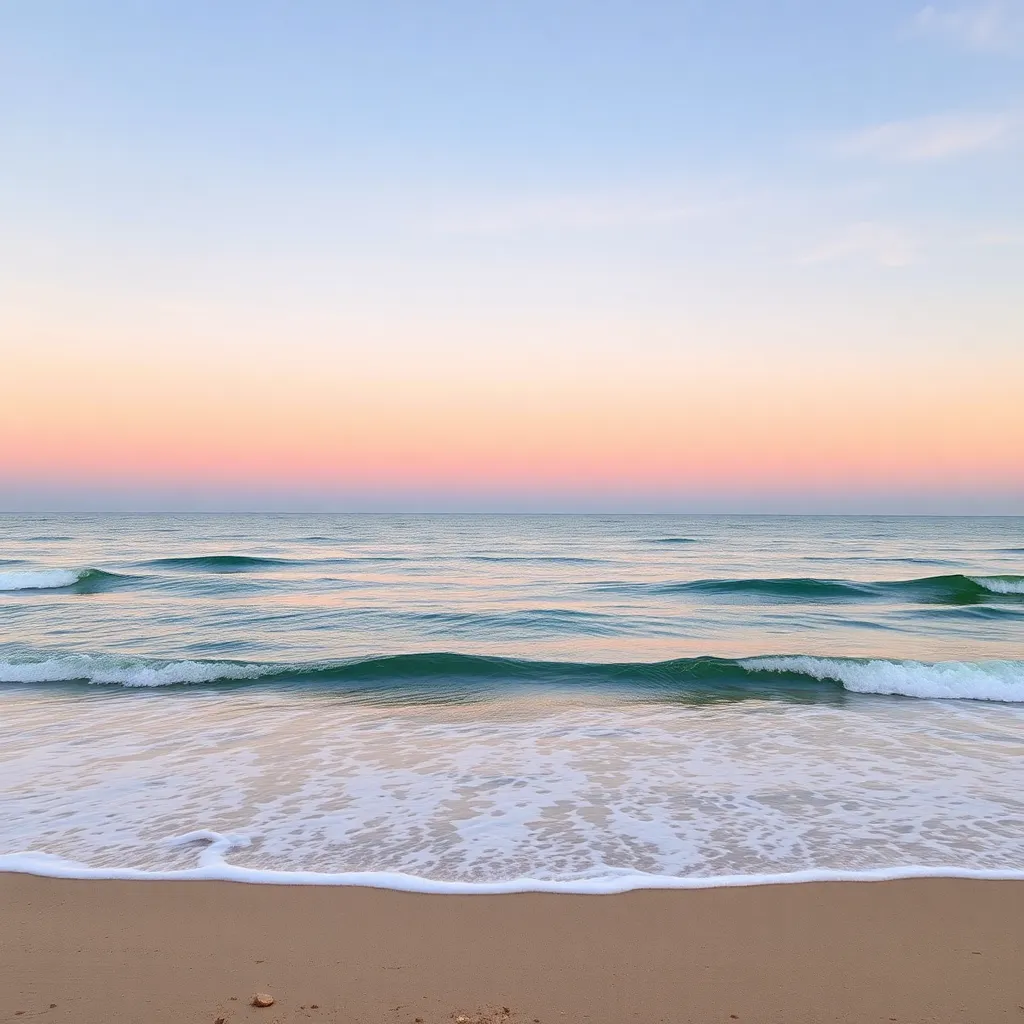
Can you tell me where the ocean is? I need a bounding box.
[1,513,1022,890]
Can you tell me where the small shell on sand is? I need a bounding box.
[251,993,276,1008]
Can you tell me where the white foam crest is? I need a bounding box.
[0,840,1022,892]
[0,654,267,686]
[744,656,1024,702]
[970,575,1024,595]
[0,569,84,591]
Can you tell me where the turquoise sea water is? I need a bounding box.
[1,514,1022,886]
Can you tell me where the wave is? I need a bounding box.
[649,537,699,544]
[0,568,129,592]
[140,555,297,572]
[2,651,1020,702]
[968,575,1024,595]
[5,564,1019,607]
[0,654,266,686]
[861,557,962,567]
[939,604,1024,621]
[664,577,869,599]
[899,574,1024,600]
[465,555,612,565]
[414,607,627,637]
[139,554,410,573]
[648,574,1024,603]
[742,656,1024,703]
[0,569,83,591]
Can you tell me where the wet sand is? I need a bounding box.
[2,875,1022,1023]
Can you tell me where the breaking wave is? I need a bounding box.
[0,568,130,592]
[1,651,1020,702]
[969,575,1024,595]
[742,656,1024,703]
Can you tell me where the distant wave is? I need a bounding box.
[0,568,130,592]
[649,537,699,544]
[139,554,412,572]
[140,555,298,572]
[6,565,1019,606]
[663,577,868,599]
[862,557,962,567]
[465,555,612,565]
[414,607,626,637]
[646,574,1024,603]
[2,651,1020,702]
[939,604,1024,621]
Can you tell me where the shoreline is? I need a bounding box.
[4,874,1022,1023]
[5,832,1024,891]
[3,851,1024,891]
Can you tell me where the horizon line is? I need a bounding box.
[2,510,1022,518]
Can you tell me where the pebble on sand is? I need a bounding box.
[251,993,276,1008]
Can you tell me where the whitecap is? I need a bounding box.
[743,656,1024,703]
[969,576,1024,596]
[0,654,267,686]
[0,569,84,591]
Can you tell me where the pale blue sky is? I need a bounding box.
[2,1,1022,511]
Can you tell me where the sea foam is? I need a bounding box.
[1,840,1022,892]
[0,654,267,686]
[3,677,1021,886]
[0,569,85,591]
[970,576,1024,595]
[743,656,1024,702]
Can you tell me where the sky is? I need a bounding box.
[2,0,1022,512]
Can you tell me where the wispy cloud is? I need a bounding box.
[835,111,1014,161]
[913,1,1024,52]
[801,222,916,268]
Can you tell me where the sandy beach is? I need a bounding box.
[2,875,1021,1023]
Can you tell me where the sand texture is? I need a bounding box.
[2,875,1022,1023]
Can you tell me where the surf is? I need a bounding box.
[640,573,1024,603]
[2,650,1021,702]
[0,568,131,592]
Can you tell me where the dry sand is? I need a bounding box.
[2,874,1022,1023]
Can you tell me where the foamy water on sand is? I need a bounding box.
[1,514,1022,887]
